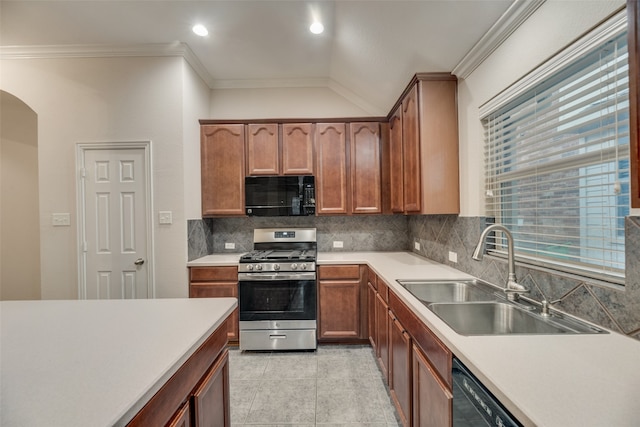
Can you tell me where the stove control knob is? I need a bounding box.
[291,263,298,270]
[247,264,254,271]
[273,264,280,271]
[255,264,263,271]
[300,264,307,270]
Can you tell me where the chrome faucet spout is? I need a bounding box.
[472,224,529,301]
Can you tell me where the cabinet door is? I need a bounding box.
[376,292,389,381]
[246,123,279,175]
[193,349,230,427]
[367,281,377,349]
[189,282,239,341]
[390,314,412,427]
[318,279,360,339]
[167,402,191,427]
[402,85,421,213]
[350,122,382,214]
[389,106,404,213]
[201,125,245,216]
[315,123,348,215]
[412,344,452,427]
[282,123,314,175]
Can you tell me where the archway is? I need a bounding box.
[1,90,40,300]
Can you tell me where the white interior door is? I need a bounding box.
[78,143,152,299]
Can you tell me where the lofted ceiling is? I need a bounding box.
[0,0,521,114]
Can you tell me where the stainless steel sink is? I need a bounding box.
[397,279,497,304]
[428,301,605,335]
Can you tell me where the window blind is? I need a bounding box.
[482,29,629,281]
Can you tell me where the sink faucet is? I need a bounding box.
[472,224,529,301]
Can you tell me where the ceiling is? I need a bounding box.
[0,0,518,114]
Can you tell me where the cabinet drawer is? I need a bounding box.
[190,266,238,282]
[367,269,378,290]
[318,264,360,280]
[377,278,389,303]
[389,290,451,388]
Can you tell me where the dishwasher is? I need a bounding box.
[452,358,523,427]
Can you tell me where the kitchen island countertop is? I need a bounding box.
[0,297,236,427]
[188,251,640,426]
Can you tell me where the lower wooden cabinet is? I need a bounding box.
[189,266,239,343]
[128,320,230,426]
[317,264,367,341]
[389,312,412,427]
[375,283,390,381]
[413,344,452,427]
[367,279,377,348]
[193,349,230,427]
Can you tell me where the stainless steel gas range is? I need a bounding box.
[238,228,317,351]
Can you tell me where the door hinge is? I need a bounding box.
[79,167,86,179]
[82,241,88,252]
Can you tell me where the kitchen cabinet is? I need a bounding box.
[367,271,377,348]
[246,123,315,176]
[389,311,412,427]
[375,277,390,381]
[350,122,382,213]
[246,123,279,175]
[315,123,348,214]
[282,123,314,175]
[317,264,368,341]
[128,321,230,427]
[201,124,245,216]
[189,266,239,342]
[413,344,452,427]
[628,0,640,208]
[388,74,460,214]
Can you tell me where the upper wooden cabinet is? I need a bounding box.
[389,74,460,214]
[246,123,279,175]
[201,124,245,216]
[282,123,314,175]
[246,123,315,176]
[315,122,383,215]
[315,123,349,215]
[350,122,382,214]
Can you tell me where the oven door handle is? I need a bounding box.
[238,272,317,281]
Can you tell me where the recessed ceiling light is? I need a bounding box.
[192,24,208,37]
[309,22,324,35]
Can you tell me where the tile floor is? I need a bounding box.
[229,345,401,426]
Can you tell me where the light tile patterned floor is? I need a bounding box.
[229,345,401,426]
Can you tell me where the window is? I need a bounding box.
[481,14,629,282]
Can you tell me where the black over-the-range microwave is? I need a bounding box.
[245,175,316,216]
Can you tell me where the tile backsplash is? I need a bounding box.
[408,215,640,340]
[188,214,640,339]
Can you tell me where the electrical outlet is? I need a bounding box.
[333,241,343,248]
[158,211,172,225]
[449,251,458,263]
[225,242,236,250]
[414,241,421,251]
[52,213,71,226]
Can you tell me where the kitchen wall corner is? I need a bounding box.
[408,215,640,340]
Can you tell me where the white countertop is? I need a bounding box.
[188,251,640,426]
[1,297,237,427]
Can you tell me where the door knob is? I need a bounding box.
[134,258,145,266]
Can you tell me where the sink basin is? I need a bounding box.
[428,301,604,335]
[397,280,497,304]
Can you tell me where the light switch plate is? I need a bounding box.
[159,211,172,225]
[333,241,344,248]
[52,213,71,226]
[225,242,236,250]
[414,241,420,250]
[449,251,458,263]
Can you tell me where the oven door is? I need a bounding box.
[238,272,317,322]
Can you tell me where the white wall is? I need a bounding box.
[0,91,41,300]
[209,86,372,120]
[0,56,190,299]
[457,0,625,217]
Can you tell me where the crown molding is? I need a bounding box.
[0,42,216,87]
[0,42,384,113]
[452,0,546,79]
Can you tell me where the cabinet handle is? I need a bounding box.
[270,334,287,340]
